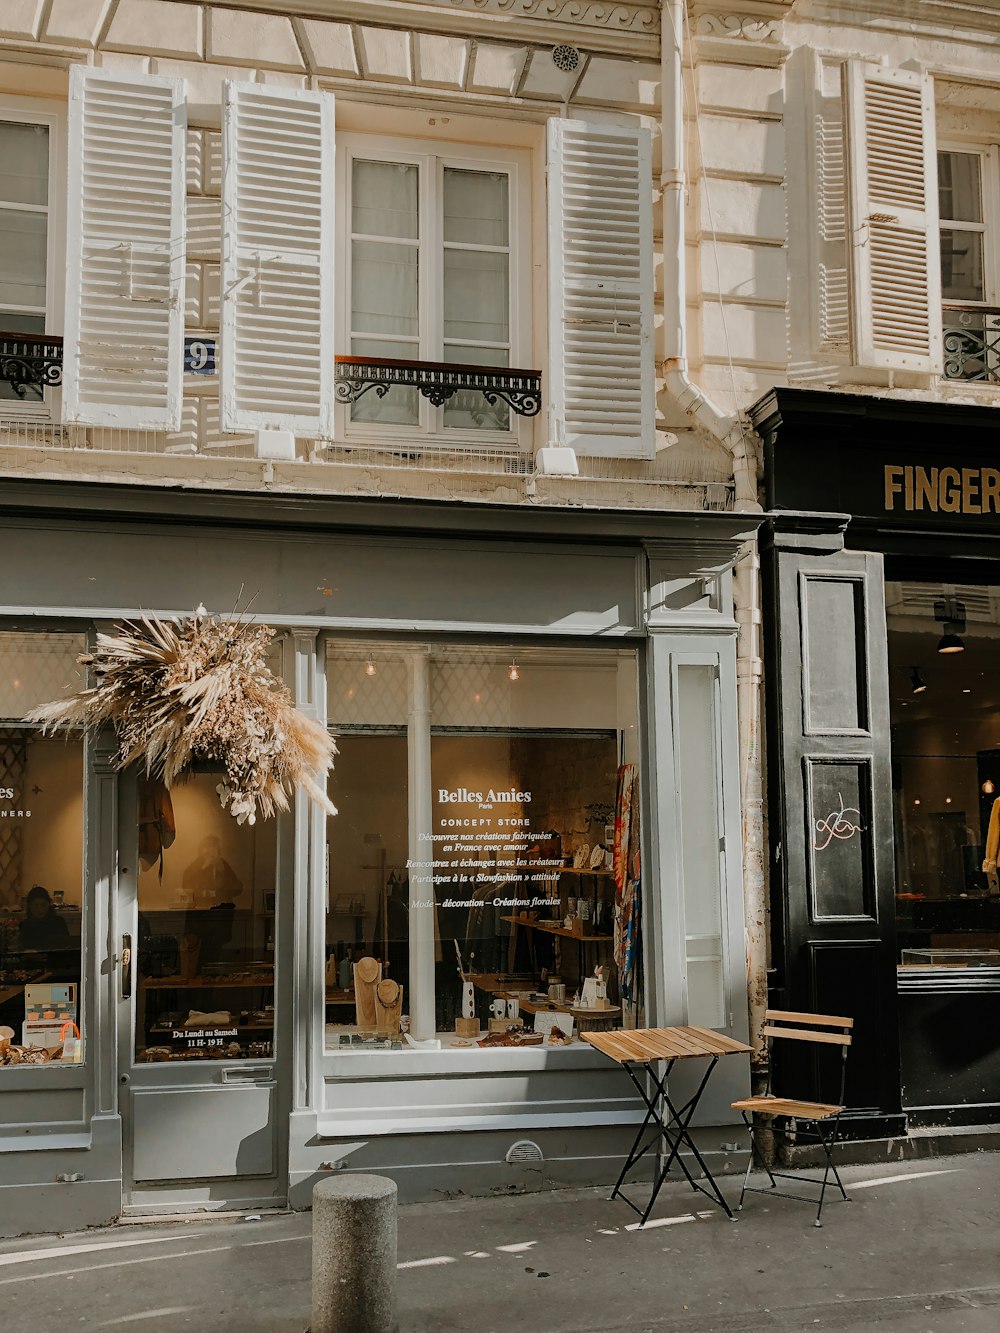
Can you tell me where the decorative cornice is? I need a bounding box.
[695,13,780,40]
[442,0,658,31]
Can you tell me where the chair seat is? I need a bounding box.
[731,1095,842,1120]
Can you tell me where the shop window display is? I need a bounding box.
[135,771,278,1063]
[0,634,86,1067]
[324,646,642,1055]
[888,581,1000,965]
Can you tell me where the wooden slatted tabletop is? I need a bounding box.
[582,1025,752,1064]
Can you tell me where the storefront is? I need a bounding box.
[0,480,756,1235]
[754,386,1000,1137]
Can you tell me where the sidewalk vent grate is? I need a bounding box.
[506,1139,544,1165]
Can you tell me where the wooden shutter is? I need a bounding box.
[844,64,942,373]
[220,83,334,437]
[547,119,655,460]
[63,66,186,430]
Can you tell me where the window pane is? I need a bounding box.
[938,152,982,224]
[887,580,1000,968]
[323,646,642,1056]
[352,160,418,240]
[0,313,46,402]
[351,239,418,338]
[135,772,278,1064]
[0,208,47,309]
[940,228,985,303]
[1,635,86,1071]
[0,121,48,207]
[443,248,509,344]
[443,169,508,247]
[442,344,511,433]
[349,338,420,427]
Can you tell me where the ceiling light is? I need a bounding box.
[508,659,520,682]
[937,630,965,654]
[910,668,927,694]
[983,780,995,795]
[364,654,377,677]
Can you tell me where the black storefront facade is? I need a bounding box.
[752,387,1000,1137]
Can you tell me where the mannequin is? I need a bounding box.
[374,978,404,1036]
[353,956,382,1031]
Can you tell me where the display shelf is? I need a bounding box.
[517,997,622,1019]
[469,973,536,995]
[500,915,612,942]
[325,988,355,1005]
[556,867,614,877]
[140,976,273,990]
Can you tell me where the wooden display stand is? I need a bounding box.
[455,1016,481,1038]
[374,978,403,1036]
[353,957,381,1032]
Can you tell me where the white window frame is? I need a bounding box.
[0,95,66,421]
[336,133,533,450]
[937,141,1000,309]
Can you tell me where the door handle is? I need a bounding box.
[121,934,132,1001]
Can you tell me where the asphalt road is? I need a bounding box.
[2,1153,999,1332]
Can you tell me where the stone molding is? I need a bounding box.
[0,0,661,110]
[695,13,780,40]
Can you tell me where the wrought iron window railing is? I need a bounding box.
[942,303,1000,384]
[0,331,63,401]
[333,355,542,418]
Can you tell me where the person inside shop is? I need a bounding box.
[181,835,245,968]
[181,835,244,907]
[19,885,72,952]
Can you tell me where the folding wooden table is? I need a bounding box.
[583,1026,752,1224]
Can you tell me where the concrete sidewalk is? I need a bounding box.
[2,1153,999,1332]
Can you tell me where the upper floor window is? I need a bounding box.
[0,118,49,341]
[339,136,530,439]
[0,99,62,409]
[939,146,1000,384]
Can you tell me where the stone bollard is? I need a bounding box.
[311,1173,398,1333]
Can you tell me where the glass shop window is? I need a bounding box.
[887,580,1000,968]
[324,645,643,1056]
[134,771,278,1064]
[0,633,86,1069]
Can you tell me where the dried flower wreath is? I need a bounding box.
[26,607,337,826]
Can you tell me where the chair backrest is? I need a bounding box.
[763,1009,853,1104]
[763,1009,853,1048]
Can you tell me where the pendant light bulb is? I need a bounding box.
[508,659,520,682]
[984,779,995,796]
[910,668,927,695]
[364,654,378,677]
[937,624,965,654]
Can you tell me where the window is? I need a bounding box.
[1,634,86,1070]
[887,581,1000,966]
[340,137,530,439]
[323,645,642,1058]
[0,99,62,407]
[134,771,279,1065]
[938,146,1000,383]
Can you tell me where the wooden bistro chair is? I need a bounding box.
[731,1009,853,1227]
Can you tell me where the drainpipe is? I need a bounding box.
[660,0,768,1077]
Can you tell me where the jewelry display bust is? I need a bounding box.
[353,956,382,1031]
[374,978,404,1036]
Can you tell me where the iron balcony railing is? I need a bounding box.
[333,355,542,418]
[0,337,544,420]
[942,303,1000,384]
[0,331,63,401]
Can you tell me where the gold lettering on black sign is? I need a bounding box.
[884,465,1000,514]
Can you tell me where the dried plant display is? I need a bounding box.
[26,608,338,825]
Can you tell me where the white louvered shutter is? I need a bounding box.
[220,83,334,437]
[547,119,655,460]
[844,63,942,373]
[63,66,186,429]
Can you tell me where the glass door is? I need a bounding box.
[117,768,290,1211]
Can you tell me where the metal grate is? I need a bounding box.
[505,1139,544,1165]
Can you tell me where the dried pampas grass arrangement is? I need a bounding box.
[26,607,337,826]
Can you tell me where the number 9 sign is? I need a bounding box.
[183,337,216,375]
